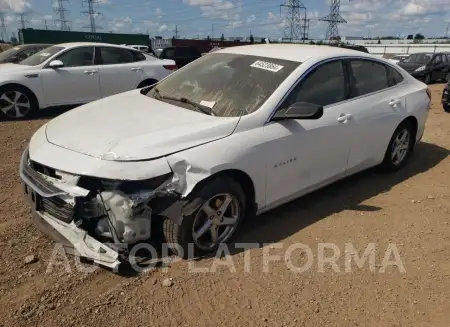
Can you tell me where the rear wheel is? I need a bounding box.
[0,86,37,119]
[163,176,246,259]
[379,121,415,172]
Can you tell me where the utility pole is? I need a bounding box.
[301,10,310,42]
[17,13,27,30]
[0,12,7,41]
[81,0,103,33]
[212,23,214,39]
[53,0,71,31]
[446,22,450,38]
[280,0,305,42]
[319,0,347,40]
[173,25,179,38]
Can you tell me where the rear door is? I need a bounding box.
[430,54,445,81]
[344,59,409,169]
[96,46,144,97]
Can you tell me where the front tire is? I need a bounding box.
[380,121,415,172]
[0,85,38,120]
[424,73,432,84]
[163,176,246,259]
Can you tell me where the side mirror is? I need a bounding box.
[48,60,64,69]
[272,102,324,121]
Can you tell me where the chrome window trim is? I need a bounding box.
[265,55,407,124]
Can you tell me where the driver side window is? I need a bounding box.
[433,55,442,64]
[54,47,94,68]
[281,60,347,109]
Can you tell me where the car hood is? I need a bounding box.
[45,90,241,161]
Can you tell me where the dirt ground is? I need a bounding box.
[0,84,449,327]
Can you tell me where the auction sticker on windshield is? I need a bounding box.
[250,60,284,72]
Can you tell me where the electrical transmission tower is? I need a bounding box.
[81,0,103,33]
[53,0,71,31]
[0,12,7,41]
[17,13,28,29]
[301,11,310,41]
[319,0,347,40]
[280,0,305,42]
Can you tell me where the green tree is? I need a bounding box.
[220,33,225,41]
[249,34,254,44]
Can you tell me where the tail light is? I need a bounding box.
[163,64,178,71]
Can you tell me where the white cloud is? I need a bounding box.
[97,0,111,4]
[247,14,256,24]
[0,0,31,13]
[159,24,168,32]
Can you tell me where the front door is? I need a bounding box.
[40,46,101,106]
[431,54,446,81]
[264,60,353,207]
[96,46,144,97]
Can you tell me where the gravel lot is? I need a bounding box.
[0,84,449,327]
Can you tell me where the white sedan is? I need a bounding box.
[0,42,177,119]
[20,44,430,269]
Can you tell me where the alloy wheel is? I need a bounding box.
[391,129,410,165]
[191,193,241,251]
[0,91,31,118]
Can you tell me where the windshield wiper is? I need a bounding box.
[153,87,215,116]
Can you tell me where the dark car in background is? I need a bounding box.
[442,81,450,112]
[398,52,450,84]
[0,44,52,64]
[156,46,201,68]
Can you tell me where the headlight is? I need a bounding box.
[415,65,426,72]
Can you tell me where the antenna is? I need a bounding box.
[319,0,347,40]
[53,0,71,31]
[81,0,103,33]
[0,12,7,41]
[280,0,305,42]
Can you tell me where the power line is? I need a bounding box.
[319,0,347,39]
[0,12,7,41]
[280,0,305,42]
[53,0,71,31]
[81,0,103,32]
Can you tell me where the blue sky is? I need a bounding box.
[0,0,450,40]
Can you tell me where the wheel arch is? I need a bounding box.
[400,115,418,143]
[188,168,258,218]
[0,83,40,109]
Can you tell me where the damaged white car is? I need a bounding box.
[20,44,430,270]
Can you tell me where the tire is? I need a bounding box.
[444,103,450,113]
[163,176,246,259]
[423,73,431,85]
[445,72,450,83]
[0,85,38,120]
[379,121,415,172]
[137,79,158,89]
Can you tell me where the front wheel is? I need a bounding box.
[163,176,246,259]
[379,122,415,172]
[423,73,432,84]
[445,72,450,83]
[0,86,37,119]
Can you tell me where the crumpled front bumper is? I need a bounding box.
[19,149,122,270]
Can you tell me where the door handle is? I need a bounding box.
[388,98,401,107]
[131,67,142,72]
[337,113,352,123]
[84,70,98,74]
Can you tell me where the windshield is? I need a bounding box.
[146,52,300,117]
[18,46,64,66]
[403,53,432,64]
[0,46,21,62]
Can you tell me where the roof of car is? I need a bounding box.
[15,43,52,48]
[56,42,136,49]
[218,44,374,62]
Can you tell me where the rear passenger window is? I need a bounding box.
[100,47,133,65]
[386,66,404,87]
[350,60,389,96]
[282,60,347,107]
